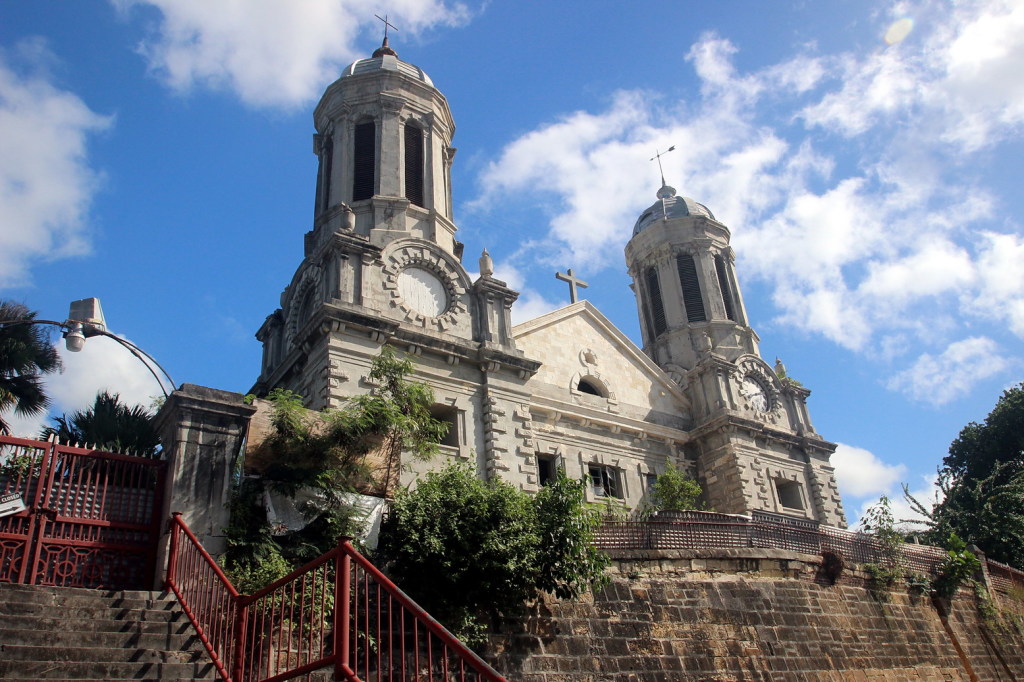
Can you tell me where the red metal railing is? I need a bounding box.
[166,513,506,682]
[167,513,239,681]
[0,434,164,589]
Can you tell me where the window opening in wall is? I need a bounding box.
[352,121,376,201]
[645,473,658,494]
[404,123,424,207]
[316,134,333,215]
[537,455,558,486]
[677,253,707,322]
[588,465,622,499]
[644,267,668,335]
[429,405,459,448]
[715,254,737,322]
[577,378,605,397]
[775,479,805,511]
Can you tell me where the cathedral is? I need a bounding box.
[249,38,847,528]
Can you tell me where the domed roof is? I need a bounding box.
[340,38,434,86]
[632,185,716,236]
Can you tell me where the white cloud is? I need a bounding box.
[493,262,561,325]
[851,473,942,530]
[474,2,1024,404]
[0,41,111,288]
[886,337,1010,405]
[115,0,471,108]
[831,442,907,498]
[3,335,165,440]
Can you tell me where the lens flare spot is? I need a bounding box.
[884,18,914,45]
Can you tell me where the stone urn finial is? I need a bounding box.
[480,249,494,277]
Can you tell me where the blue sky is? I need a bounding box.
[2,0,1022,525]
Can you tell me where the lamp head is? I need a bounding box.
[64,322,86,352]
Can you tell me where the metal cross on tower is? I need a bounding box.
[650,145,676,187]
[375,13,398,39]
[555,269,589,304]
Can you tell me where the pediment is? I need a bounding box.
[513,301,690,413]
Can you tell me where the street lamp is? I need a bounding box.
[0,297,176,398]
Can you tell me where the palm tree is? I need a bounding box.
[42,391,160,457]
[0,301,62,435]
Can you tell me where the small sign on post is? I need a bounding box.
[0,492,26,518]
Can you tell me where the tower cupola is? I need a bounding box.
[311,38,459,256]
[625,184,758,372]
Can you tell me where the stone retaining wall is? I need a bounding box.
[489,549,1024,681]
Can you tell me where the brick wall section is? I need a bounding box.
[488,549,1024,681]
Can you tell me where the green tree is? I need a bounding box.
[0,301,62,435]
[224,346,448,581]
[42,391,159,456]
[906,383,1024,570]
[860,495,905,589]
[647,465,707,512]
[376,464,609,645]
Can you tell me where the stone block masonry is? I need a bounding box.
[488,549,1024,681]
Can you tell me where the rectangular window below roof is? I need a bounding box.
[429,405,459,448]
[775,479,805,511]
[589,464,622,499]
[537,455,558,487]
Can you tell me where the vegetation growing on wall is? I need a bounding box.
[375,464,610,646]
[647,464,708,512]
[223,346,447,589]
[860,495,905,592]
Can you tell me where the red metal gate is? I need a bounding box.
[0,434,165,589]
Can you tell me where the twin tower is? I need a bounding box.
[251,40,846,527]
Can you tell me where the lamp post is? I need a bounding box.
[0,297,176,398]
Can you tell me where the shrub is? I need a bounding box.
[932,533,981,599]
[376,464,609,645]
[648,465,707,512]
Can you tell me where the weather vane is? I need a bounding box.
[375,13,398,40]
[650,145,676,187]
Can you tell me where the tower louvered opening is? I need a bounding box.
[645,267,668,336]
[315,134,333,214]
[715,254,737,322]
[352,121,375,201]
[404,123,425,207]
[677,254,707,323]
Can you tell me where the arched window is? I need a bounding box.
[676,254,707,323]
[404,123,424,207]
[352,121,375,201]
[645,267,668,336]
[577,378,605,397]
[715,254,737,322]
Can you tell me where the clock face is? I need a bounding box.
[742,376,770,412]
[397,267,449,317]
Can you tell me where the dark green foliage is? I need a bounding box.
[223,346,447,582]
[0,301,61,435]
[906,383,1024,570]
[376,465,609,646]
[42,391,159,457]
[945,383,1024,485]
[932,534,981,599]
[648,465,707,511]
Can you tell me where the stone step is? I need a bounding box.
[0,626,199,650]
[0,658,218,680]
[0,584,219,681]
[0,613,192,635]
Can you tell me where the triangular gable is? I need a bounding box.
[513,301,690,410]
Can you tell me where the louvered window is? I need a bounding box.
[677,254,707,322]
[645,267,667,336]
[352,121,375,201]
[315,134,333,214]
[404,123,424,207]
[715,254,737,322]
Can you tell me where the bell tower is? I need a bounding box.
[312,37,460,257]
[626,183,846,527]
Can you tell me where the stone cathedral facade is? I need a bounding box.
[250,40,847,528]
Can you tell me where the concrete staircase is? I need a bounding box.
[0,583,218,681]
